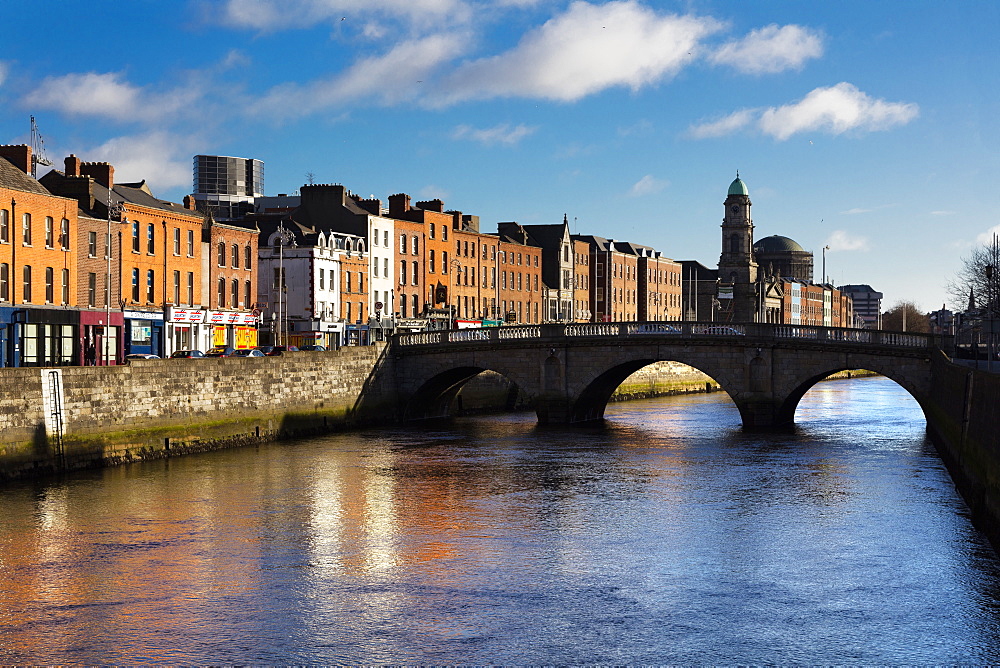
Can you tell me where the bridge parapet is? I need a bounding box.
[396,321,945,354]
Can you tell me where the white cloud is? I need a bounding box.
[976,225,1000,245]
[628,174,668,196]
[89,131,196,191]
[687,108,756,139]
[255,34,467,117]
[617,119,653,137]
[451,123,537,145]
[24,71,201,124]
[824,230,870,252]
[0,61,8,88]
[930,210,956,216]
[219,0,470,31]
[841,207,873,215]
[688,83,919,141]
[437,1,722,104]
[710,24,823,74]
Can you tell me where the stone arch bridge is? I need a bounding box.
[359,322,947,428]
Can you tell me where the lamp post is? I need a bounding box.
[274,223,294,346]
[106,199,125,365]
[822,244,830,285]
[449,257,461,328]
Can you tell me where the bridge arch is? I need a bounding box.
[400,360,536,422]
[772,356,933,427]
[563,351,744,424]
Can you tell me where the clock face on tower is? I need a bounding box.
[731,205,739,214]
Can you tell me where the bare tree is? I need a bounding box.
[882,301,929,333]
[947,233,1000,313]
[305,171,316,185]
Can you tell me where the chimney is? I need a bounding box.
[0,145,32,174]
[183,195,198,210]
[416,198,444,213]
[357,198,382,215]
[389,193,411,217]
[64,154,82,177]
[80,161,114,190]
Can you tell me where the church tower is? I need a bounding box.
[718,173,759,322]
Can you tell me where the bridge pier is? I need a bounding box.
[734,399,793,429]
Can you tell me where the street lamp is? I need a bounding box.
[106,198,125,365]
[274,223,295,346]
[449,257,461,328]
[821,244,830,285]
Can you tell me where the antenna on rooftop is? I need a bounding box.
[30,116,53,178]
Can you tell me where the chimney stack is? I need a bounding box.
[80,161,114,190]
[64,154,81,177]
[416,198,444,213]
[389,193,411,217]
[0,145,32,175]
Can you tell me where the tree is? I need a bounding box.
[947,233,1000,314]
[882,301,929,333]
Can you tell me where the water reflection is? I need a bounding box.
[0,377,997,664]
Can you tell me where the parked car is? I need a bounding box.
[298,344,327,351]
[169,349,205,358]
[205,346,237,357]
[231,348,266,357]
[263,345,299,356]
[125,353,160,361]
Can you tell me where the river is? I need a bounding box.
[1,375,998,664]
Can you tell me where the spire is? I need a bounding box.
[563,213,568,225]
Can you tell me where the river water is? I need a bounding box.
[1,376,999,664]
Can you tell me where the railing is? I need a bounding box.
[395,321,941,352]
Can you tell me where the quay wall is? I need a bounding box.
[0,345,389,480]
[925,353,1000,551]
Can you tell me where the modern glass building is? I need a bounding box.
[192,155,264,220]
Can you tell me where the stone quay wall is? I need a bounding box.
[925,353,1000,552]
[0,345,390,480]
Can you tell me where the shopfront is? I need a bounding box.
[207,311,258,349]
[79,309,124,366]
[124,309,165,357]
[165,306,207,354]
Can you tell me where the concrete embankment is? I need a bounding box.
[0,344,389,481]
[925,354,1000,552]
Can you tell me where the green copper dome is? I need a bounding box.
[728,174,749,196]
[754,235,805,253]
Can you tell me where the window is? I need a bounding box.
[232,279,239,307]
[245,245,252,270]
[272,268,284,289]
[383,258,388,278]
[346,302,352,323]
[443,251,448,272]
[22,213,31,245]
[358,272,363,293]
[412,294,419,315]
[429,249,436,273]
[429,224,435,239]
[218,277,226,307]
[0,263,7,300]
[411,261,418,285]
[442,226,448,241]
[147,224,155,254]
[399,260,406,284]
[411,236,418,255]
[187,272,194,305]
[374,228,380,245]
[173,270,181,304]
[45,217,54,248]
[187,230,195,256]
[22,265,31,301]
[0,208,7,243]
[345,271,352,293]
[401,292,408,317]
[464,241,469,256]
[244,280,251,308]
[87,273,96,307]
[61,268,69,304]
[232,244,240,268]
[373,260,379,278]
[400,234,406,253]
[43,266,53,304]
[456,240,460,254]
[218,242,226,266]
[88,232,97,257]
[131,268,140,302]
[319,268,325,290]
[147,269,155,302]
[173,227,181,255]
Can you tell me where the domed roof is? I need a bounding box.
[728,175,749,196]
[753,235,806,253]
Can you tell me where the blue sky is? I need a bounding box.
[2,0,998,312]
